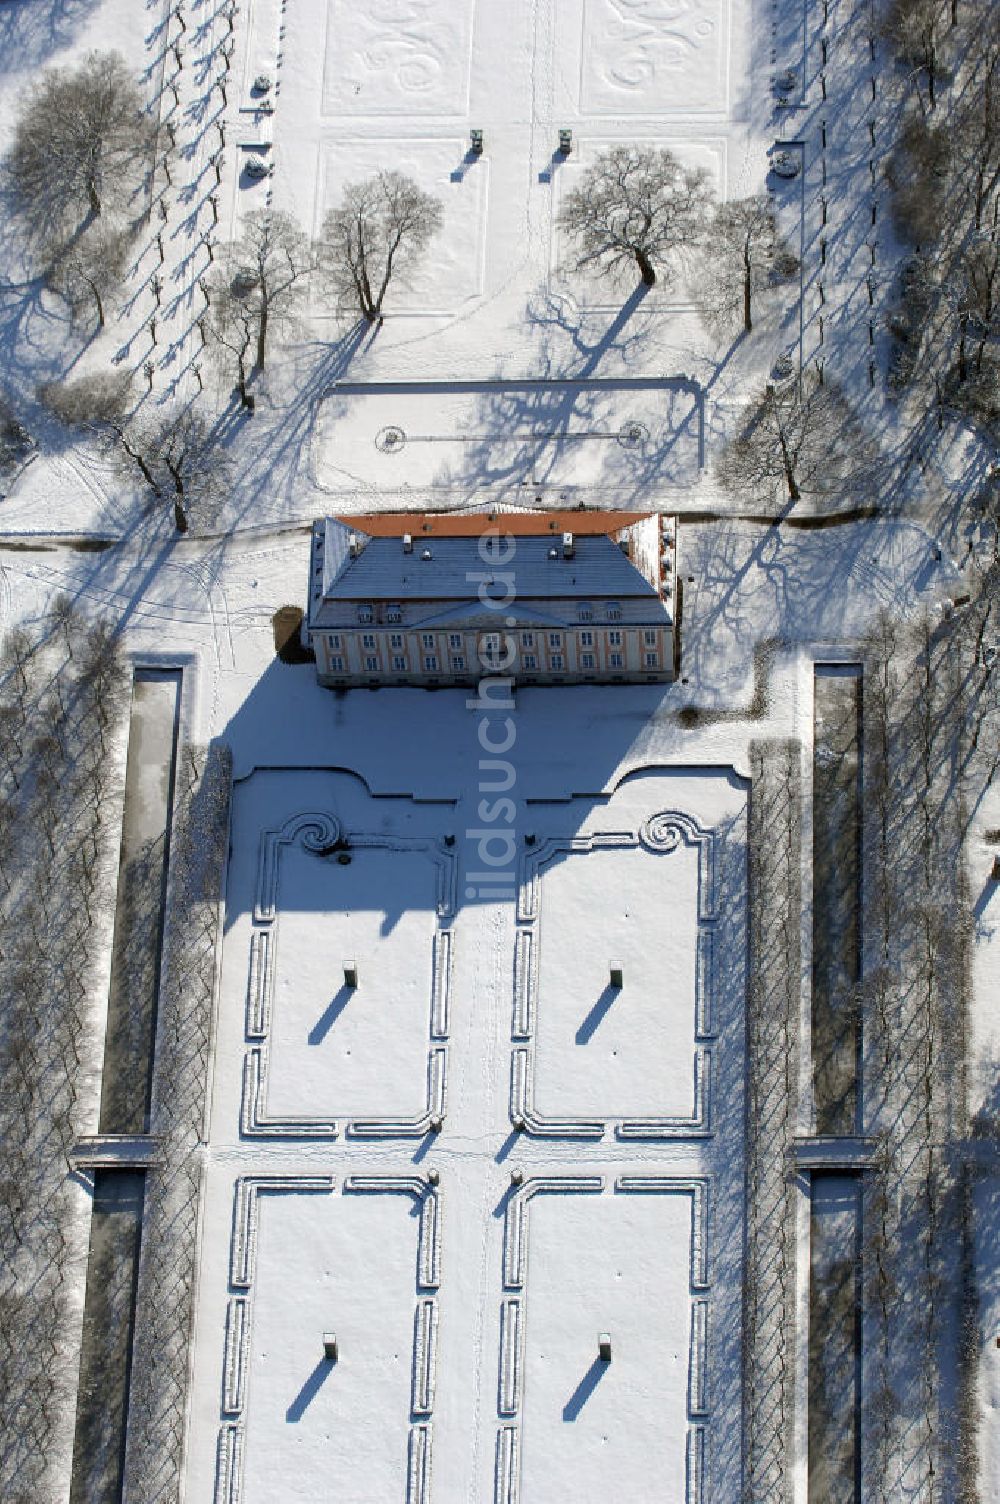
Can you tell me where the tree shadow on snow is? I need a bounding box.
[0,193,94,413]
[412,289,704,503]
[0,0,99,79]
[208,324,369,527]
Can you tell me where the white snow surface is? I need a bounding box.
[1,0,999,1498]
[190,754,747,1504]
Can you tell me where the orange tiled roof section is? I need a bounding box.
[336,510,652,538]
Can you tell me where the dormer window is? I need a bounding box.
[578,603,593,622]
[358,605,373,624]
[386,604,402,623]
[480,632,507,670]
[607,603,621,621]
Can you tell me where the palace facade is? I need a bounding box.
[305,509,677,688]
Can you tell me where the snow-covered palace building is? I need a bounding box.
[305,509,678,688]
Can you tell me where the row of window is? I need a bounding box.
[357,604,627,626]
[331,628,659,652]
[355,631,471,652]
[332,653,470,673]
[329,650,661,673]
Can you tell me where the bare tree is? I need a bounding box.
[885,115,950,246]
[318,170,443,322]
[215,209,312,372]
[150,410,227,533]
[0,799,15,899]
[0,708,24,790]
[944,351,1000,436]
[3,51,154,240]
[51,594,80,657]
[108,408,230,533]
[37,371,133,428]
[881,0,952,109]
[203,274,257,407]
[45,223,132,331]
[700,194,798,334]
[78,621,126,733]
[1,626,35,702]
[0,610,130,1502]
[556,145,713,290]
[717,376,876,506]
[885,250,937,388]
[947,236,1000,382]
[950,35,1000,231]
[0,398,32,476]
[37,380,226,530]
[879,0,1000,425]
[884,17,998,246]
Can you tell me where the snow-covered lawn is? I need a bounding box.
[0,0,768,534]
[312,378,702,500]
[2,0,999,1499]
[519,1190,698,1499]
[531,836,706,1122]
[183,730,747,1503]
[242,1185,422,1503]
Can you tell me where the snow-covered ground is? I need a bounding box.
[0,0,769,534]
[188,757,746,1503]
[2,0,1000,1500]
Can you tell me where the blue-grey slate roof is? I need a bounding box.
[407,600,577,630]
[321,532,658,601]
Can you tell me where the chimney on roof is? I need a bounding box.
[562,531,574,559]
[348,532,360,558]
[403,533,413,553]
